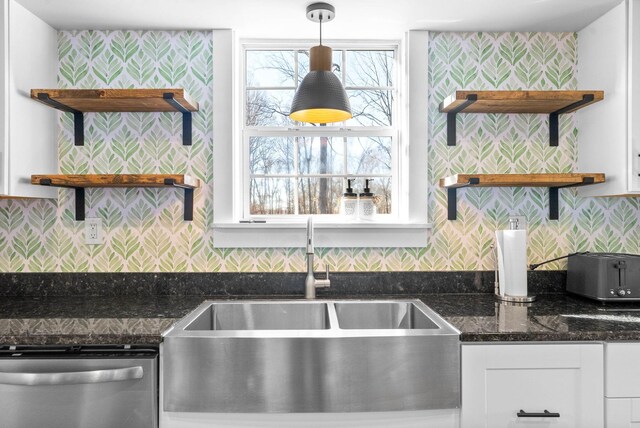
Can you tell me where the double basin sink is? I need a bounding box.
[162,300,460,413]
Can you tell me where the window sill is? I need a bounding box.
[212,221,432,248]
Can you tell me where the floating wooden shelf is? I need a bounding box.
[31,174,200,221]
[439,173,605,220]
[31,89,199,146]
[439,90,604,146]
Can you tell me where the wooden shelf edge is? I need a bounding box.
[31,174,201,189]
[439,173,606,188]
[30,88,199,112]
[439,90,604,113]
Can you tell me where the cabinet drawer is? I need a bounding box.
[606,398,640,427]
[607,343,640,398]
[461,343,603,428]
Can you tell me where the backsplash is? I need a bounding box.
[0,30,637,272]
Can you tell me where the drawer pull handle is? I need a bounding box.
[0,366,143,386]
[517,409,560,418]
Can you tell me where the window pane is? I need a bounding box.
[249,137,294,175]
[347,90,393,126]
[296,50,308,83]
[246,50,296,87]
[346,50,394,87]
[246,90,294,126]
[370,177,392,214]
[298,177,343,214]
[332,50,343,81]
[298,136,345,175]
[250,177,295,214]
[346,137,392,175]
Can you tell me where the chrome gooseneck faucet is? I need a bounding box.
[305,217,330,299]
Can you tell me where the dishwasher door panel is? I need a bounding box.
[0,356,157,428]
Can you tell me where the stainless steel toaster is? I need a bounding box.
[567,253,640,301]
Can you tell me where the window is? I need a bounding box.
[212,31,430,248]
[242,44,397,219]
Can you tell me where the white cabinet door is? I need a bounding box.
[606,343,640,427]
[577,0,640,196]
[631,0,640,192]
[607,398,640,427]
[461,343,604,428]
[0,0,57,198]
[607,343,640,398]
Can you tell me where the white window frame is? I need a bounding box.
[212,30,430,248]
[242,40,399,220]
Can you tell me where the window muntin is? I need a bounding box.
[243,44,398,218]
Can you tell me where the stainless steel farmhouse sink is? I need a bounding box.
[162,300,460,413]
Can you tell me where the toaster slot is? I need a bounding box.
[614,260,627,289]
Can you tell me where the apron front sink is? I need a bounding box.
[162,299,460,413]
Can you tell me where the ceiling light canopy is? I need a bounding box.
[289,3,352,124]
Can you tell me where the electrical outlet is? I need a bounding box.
[508,215,527,230]
[85,218,102,245]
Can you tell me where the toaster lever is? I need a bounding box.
[614,261,627,289]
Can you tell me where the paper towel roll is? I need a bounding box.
[495,229,528,297]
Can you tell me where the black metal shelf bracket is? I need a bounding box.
[447,94,478,146]
[37,93,84,146]
[163,93,193,146]
[164,178,194,221]
[549,94,595,147]
[38,178,85,221]
[75,188,85,221]
[548,176,595,220]
[446,94,477,146]
[447,177,480,220]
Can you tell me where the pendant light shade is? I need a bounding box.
[289,3,352,124]
[290,70,352,123]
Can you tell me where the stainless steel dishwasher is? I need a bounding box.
[0,345,158,428]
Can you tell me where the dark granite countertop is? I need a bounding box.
[3,293,640,345]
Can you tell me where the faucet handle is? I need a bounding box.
[314,265,331,289]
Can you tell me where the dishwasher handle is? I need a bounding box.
[0,366,143,386]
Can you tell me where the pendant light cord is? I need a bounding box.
[319,14,323,45]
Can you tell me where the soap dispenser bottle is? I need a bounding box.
[359,179,375,221]
[341,178,358,220]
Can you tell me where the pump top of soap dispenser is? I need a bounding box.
[508,217,519,230]
[360,179,374,197]
[344,179,357,197]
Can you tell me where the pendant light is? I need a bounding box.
[289,3,352,124]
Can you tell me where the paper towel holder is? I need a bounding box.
[492,243,536,303]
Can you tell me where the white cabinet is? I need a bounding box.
[606,343,640,427]
[577,0,640,196]
[0,0,57,198]
[461,343,604,428]
[607,399,640,427]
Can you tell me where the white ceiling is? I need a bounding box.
[17,0,621,39]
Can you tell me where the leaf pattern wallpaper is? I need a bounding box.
[0,30,637,273]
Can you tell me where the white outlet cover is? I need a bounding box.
[85,218,102,245]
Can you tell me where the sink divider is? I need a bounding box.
[326,302,340,330]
